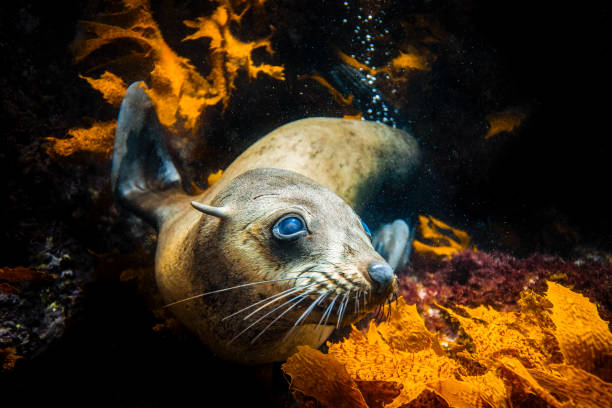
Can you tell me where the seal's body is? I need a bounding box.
[112,82,421,364]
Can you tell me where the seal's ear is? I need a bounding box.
[190,201,230,219]
[111,81,186,228]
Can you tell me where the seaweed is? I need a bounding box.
[283,282,612,408]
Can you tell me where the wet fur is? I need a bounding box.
[113,84,420,364]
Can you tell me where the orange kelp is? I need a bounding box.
[47,121,116,157]
[484,110,527,140]
[46,0,284,157]
[412,215,473,260]
[283,282,612,408]
[337,48,432,82]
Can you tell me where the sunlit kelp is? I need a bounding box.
[283,282,612,408]
[46,0,284,157]
[411,215,474,260]
[484,109,527,140]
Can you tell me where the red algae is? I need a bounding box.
[398,250,612,326]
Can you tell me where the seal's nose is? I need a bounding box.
[367,261,394,293]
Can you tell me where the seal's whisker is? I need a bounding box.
[343,291,352,322]
[282,290,332,341]
[390,291,399,317]
[316,293,339,336]
[336,292,350,329]
[250,291,313,344]
[242,279,333,321]
[163,276,313,308]
[229,289,316,345]
[239,285,306,321]
[374,305,382,323]
[355,290,360,317]
[222,284,309,322]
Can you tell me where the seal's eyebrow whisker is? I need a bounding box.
[251,193,280,200]
[163,276,313,308]
[282,290,332,342]
[229,289,315,345]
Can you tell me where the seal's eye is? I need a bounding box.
[361,220,372,241]
[272,215,308,241]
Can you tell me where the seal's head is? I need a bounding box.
[159,168,397,363]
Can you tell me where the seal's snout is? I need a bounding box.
[367,261,394,294]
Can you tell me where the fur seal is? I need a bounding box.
[111,81,421,364]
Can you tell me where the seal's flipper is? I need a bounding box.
[372,219,414,271]
[111,81,184,228]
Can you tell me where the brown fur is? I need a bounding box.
[155,118,420,364]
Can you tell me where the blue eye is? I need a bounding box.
[361,220,372,240]
[272,215,307,240]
